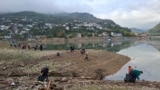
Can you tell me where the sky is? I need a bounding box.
[0,0,160,30]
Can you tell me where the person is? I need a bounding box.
[128,66,132,74]
[70,45,75,52]
[27,44,31,49]
[70,46,73,52]
[22,43,26,49]
[39,44,43,51]
[38,67,49,82]
[124,69,143,83]
[84,53,89,60]
[34,44,38,51]
[57,52,60,57]
[80,48,85,55]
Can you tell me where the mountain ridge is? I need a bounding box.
[0,11,115,24]
[0,11,134,37]
[130,28,145,33]
[149,23,160,33]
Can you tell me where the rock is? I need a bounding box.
[61,77,68,82]
[80,76,85,79]
[19,63,25,67]
[11,82,16,86]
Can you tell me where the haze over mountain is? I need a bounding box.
[0,11,115,25]
[130,28,146,33]
[0,0,160,30]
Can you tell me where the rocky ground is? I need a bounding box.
[0,49,160,90]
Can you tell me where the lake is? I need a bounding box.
[105,40,160,82]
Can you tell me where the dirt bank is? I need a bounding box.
[0,49,160,90]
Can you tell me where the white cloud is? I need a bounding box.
[95,0,160,29]
[0,0,160,29]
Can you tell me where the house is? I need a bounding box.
[4,35,11,39]
[111,32,122,37]
[102,32,108,37]
[77,33,82,38]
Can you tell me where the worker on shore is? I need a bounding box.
[124,69,143,83]
[38,67,49,82]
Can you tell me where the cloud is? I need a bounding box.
[0,0,160,29]
[0,0,61,13]
[95,0,160,29]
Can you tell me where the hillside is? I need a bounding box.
[130,28,145,33]
[0,11,114,24]
[149,23,160,33]
[0,11,134,39]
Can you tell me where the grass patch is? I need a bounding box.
[0,49,33,62]
[0,49,60,62]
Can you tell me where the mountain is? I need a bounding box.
[56,12,114,23]
[130,28,145,33]
[0,11,134,37]
[0,11,115,24]
[0,11,45,17]
[149,23,160,33]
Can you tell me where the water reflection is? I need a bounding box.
[105,41,160,81]
[44,40,134,52]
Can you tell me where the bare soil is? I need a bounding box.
[0,49,160,90]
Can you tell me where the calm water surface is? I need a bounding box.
[105,41,160,81]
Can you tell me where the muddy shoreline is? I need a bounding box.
[0,49,160,90]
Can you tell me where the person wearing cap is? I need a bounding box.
[124,68,143,83]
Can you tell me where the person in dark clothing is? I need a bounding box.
[84,53,89,60]
[39,44,43,51]
[27,44,31,49]
[57,52,60,57]
[38,67,49,82]
[80,48,85,55]
[70,45,75,52]
[22,44,26,49]
[70,46,72,52]
[18,43,21,48]
[34,44,38,51]
[124,69,143,83]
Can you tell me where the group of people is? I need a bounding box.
[38,66,143,83]
[10,42,44,51]
[124,66,143,83]
[34,44,43,51]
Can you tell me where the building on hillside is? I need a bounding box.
[77,33,82,38]
[111,32,122,37]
